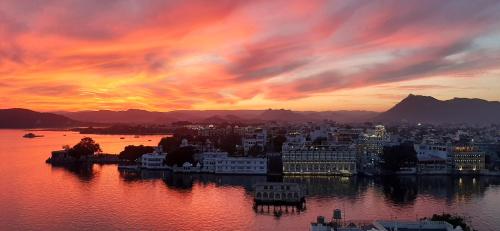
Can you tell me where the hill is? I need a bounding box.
[0,108,83,128]
[374,94,500,124]
[59,109,172,124]
[56,109,379,124]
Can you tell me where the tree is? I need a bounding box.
[380,144,417,172]
[165,146,195,166]
[68,137,102,159]
[119,145,155,161]
[312,137,327,145]
[218,134,242,155]
[158,136,182,153]
[272,135,286,152]
[425,213,476,231]
[248,144,264,157]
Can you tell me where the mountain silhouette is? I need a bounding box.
[0,108,83,128]
[375,94,500,124]
[57,109,378,124]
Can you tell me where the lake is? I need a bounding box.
[0,129,499,230]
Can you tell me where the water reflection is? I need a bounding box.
[378,176,418,205]
[116,168,500,206]
[283,176,369,200]
[49,162,96,181]
[119,169,268,192]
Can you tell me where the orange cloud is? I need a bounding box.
[1,0,500,112]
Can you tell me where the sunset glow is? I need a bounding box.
[1,0,500,112]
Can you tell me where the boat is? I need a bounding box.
[23,133,43,138]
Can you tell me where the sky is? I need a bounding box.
[1,0,500,112]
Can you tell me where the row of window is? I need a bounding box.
[283,155,355,160]
[256,192,300,199]
[144,163,163,167]
[143,158,164,162]
[216,166,265,170]
[283,163,355,172]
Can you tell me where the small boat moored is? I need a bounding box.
[23,133,44,138]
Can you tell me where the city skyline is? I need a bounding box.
[1,0,500,112]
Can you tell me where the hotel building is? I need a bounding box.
[452,146,485,173]
[282,145,357,175]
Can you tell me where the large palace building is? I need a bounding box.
[282,144,357,175]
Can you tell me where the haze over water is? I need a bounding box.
[1,129,499,231]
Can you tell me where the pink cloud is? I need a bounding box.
[1,0,500,111]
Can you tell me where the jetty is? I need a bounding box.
[253,182,306,213]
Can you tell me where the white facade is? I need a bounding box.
[213,157,267,174]
[309,127,329,142]
[282,132,307,152]
[140,147,168,169]
[242,128,267,154]
[199,151,229,173]
[414,144,451,160]
[198,151,267,174]
[414,144,452,174]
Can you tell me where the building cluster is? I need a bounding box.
[134,122,500,176]
[310,214,463,231]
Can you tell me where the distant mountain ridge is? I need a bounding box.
[0,108,83,128]
[375,94,500,124]
[5,94,496,127]
[57,109,379,124]
[58,109,171,124]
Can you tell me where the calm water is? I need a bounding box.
[1,130,499,231]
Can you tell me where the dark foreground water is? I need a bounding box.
[0,130,499,231]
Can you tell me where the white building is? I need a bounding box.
[309,126,330,142]
[360,125,390,167]
[310,216,460,231]
[197,151,230,172]
[414,144,451,160]
[242,128,267,155]
[197,151,267,175]
[373,220,458,231]
[414,144,452,174]
[213,157,267,174]
[140,147,169,169]
[282,132,307,152]
[282,145,357,175]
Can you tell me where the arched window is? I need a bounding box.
[256,192,262,198]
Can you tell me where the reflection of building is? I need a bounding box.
[282,145,357,175]
[452,146,485,173]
